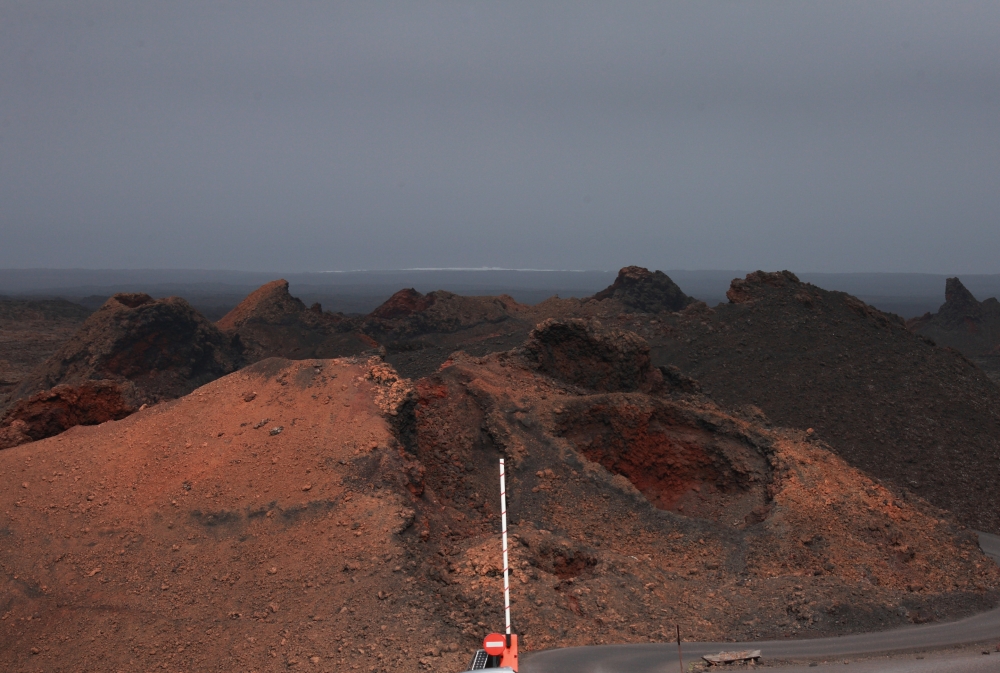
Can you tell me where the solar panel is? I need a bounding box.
[468,649,489,670]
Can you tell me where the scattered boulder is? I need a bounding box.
[593,266,695,313]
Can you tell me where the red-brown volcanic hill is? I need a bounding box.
[217,280,375,362]
[908,277,1000,382]
[403,322,998,650]
[364,267,694,380]
[354,268,1000,535]
[362,289,523,341]
[0,294,243,449]
[361,289,541,379]
[2,329,997,672]
[649,271,1000,533]
[0,298,92,409]
[592,265,695,313]
[366,288,435,321]
[0,357,447,673]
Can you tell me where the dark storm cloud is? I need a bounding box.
[1,2,998,273]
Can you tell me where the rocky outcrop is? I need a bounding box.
[1,293,243,445]
[217,279,375,361]
[522,318,663,393]
[360,289,538,379]
[399,342,999,647]
[726,270,802,304]
[555,394,769,520]
[593,266,695,313]
[907,278,1000,382]
[944,276,984,313]
[216,279,316,331]
[0,381,135,449]
[9,292,242,402]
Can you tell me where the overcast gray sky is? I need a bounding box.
[2,1,998,273]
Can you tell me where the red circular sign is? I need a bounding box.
[483,633,507,656]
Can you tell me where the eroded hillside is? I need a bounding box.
[649,271,1000,533]
[2,324,996,672]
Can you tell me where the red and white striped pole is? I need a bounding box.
[499,458,511,636]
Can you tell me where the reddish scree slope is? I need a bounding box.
[2,324,996,672]
[0,357,446,672]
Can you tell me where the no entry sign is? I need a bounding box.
[483,634,507,656]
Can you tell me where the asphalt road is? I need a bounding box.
[521,533,1000,673]
[767,649,1000,673]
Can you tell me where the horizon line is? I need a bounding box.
[321,267,597,273]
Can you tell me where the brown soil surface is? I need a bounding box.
[3,325,996,672]
[0,299,92,409]
[218,280,374,361]
[645,271,1000,534]
[908,277,1000,382]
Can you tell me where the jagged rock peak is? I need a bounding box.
[593,266,695,313]
[217,279,307,329]
[368,288,435,321]
[726,270,802,304]
[522,318,662,393]
[944,277,980,311]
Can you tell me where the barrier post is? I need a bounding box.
[676,624,684,673]
[500,459,511,635]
